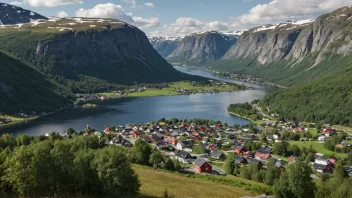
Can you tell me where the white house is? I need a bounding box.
[315,157,330,165]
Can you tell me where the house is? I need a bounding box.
[318,136,328,142]
[210,151,226,160]
[234,155,248,165]
[343,166,352,177]
[176,141,192,151]
[288,156,301,163]
[194,158,212,173]
[164,137,178,146]
[328,158,337,165]
[245,151,254,158]
[175,150,192,164]
[131,131,142,138]
[315,157,331,165]
[247,158,263,169]
[255,149,272,160]
[235,146,248,155]
[313,163,333,174]
[148,134,162,143]
[104,127,114,133]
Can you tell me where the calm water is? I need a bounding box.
[2,66,277,136]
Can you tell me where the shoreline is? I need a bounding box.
[173,64,286,88]
[225,110,254,122]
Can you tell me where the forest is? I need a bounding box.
[0,132,181,197]
[260,66,352,126]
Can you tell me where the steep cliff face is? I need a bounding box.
[0,2,47,25]
[167,31,237,65]
[0,18,189,89]
[222,21,313,64]
[149,37,181,57]
[217,6,352,86]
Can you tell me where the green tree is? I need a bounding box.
[265,159,280,186]
[16,134,33,146]
[131,138,152,165]
[149,149,164,168]
[92,146,140,196]
[224,153,235,174]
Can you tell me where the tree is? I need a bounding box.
[274,160,316,198]
[16,134,32,146]
[224,153,235,174]
[165,158,175,171]
[333,161,347,180]
[265,159,280,186]
[149,149,164,168]
[92,146,140,196]
[131,138,152,165]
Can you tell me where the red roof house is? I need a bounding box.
[235,146,248,155]
[194,158,212,173]
[255,149,272,160]
[104,127,114,133]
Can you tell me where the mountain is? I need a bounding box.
[0,50,69,114]
[215,6,352,86]
[149,36,182,57]
[167,31,238,65]
[0,17,196,93]
[0,2,47,25]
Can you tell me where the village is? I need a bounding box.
[67,118,352,179]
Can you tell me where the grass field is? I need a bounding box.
[100,81,244,98]
[0,115,38,128]
[289,141,347,158]
[133,165,269,198]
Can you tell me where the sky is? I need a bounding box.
[3,0,352,37]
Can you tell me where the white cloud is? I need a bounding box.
[230,0,352,28]
[151,17,229,37]
[57,11,68,18]
[24,0,83,7]
[9,1,23,6]
[144,2,154,8]
[76,3,134,23]
[132,16,159,28]
[75,3,160,29]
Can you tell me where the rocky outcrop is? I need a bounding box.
[167,31,237,65]
[0,18,187,85]
[221,6,352,67]
[0,2,47,25]
[149,37,181,57]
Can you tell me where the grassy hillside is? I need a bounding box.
[0,51,70,114]
[260,66,352,126]
[133,165,269,198]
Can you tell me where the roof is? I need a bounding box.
[343,166,352,173]
[179,141,192,147]
[247,158,262,165]
[256,149,271,154]
[313,163,331,170]
[175,150,191,159]
[235,145,245,150]
[194,158,210,167]
[210,151,224,158]
[234,155,246,163]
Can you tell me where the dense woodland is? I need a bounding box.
[0,131,184,197]
[260,66,352,126]
[0,51,71,114]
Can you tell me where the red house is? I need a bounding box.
[199,126,207,131]
[164,137,178,146]
[255,149,272,160]
[288,156,301,163]
[104,127,114,133]
[131,131,141,138]
[194,158,212,173]
[235,146,248,155]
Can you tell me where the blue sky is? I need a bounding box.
[4,0,352,36]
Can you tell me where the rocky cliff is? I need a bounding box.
[167,31,237,65]
[0,18,192,91]
[0,2,47,25]
[149,37,181,57]
[216,6,352,86]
